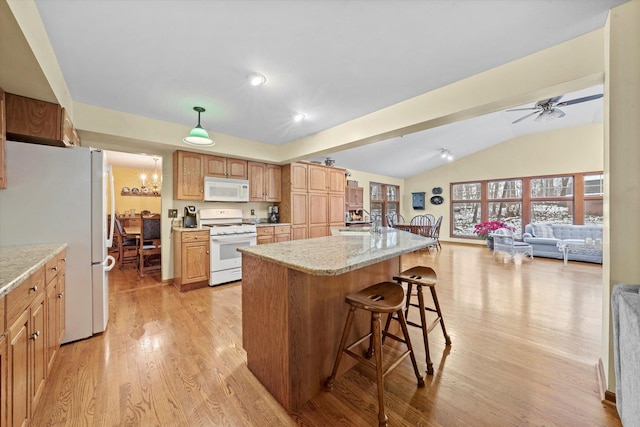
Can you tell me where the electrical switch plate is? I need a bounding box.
[168,209,178,218]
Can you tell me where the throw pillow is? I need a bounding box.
[532,224,555,238]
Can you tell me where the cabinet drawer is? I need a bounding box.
[45,256,59,285]
[6,266,45,327]
[257,226,274,236]
[274,225,291,235]
[181,231,210,243]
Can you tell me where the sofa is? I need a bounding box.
[611,283,640,425]
[522,223,603,263]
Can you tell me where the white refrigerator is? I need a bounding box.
[0,140,115,343]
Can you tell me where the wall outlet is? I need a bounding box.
[168,209,178,218]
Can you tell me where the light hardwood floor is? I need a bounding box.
[32,243,622,426]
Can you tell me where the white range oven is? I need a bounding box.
[199,208,257,286]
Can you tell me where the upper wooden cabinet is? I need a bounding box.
[248,162,281,202]
[1,88,6,189]
[308,163,346,193]
[173,150,204,201]
[345,186,364,209]
[5,93,80,147]
[203,155,247,179]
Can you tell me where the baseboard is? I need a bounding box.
[162,278,174,286]
[596,358,617,406]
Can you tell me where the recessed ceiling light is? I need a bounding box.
[249,73,267,86]
[293,113,306,122]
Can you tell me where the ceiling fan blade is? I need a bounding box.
[506,107,539,112]
[548,95,564,104]
[512,111,539,124]
[534,110,552,122]
[555,94,603,107]
[551,108,566,119]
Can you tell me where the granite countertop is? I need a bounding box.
[172,226,209,232]
[0,243,67,298]
[238,227,432,276]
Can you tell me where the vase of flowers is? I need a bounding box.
[473,221,515,250]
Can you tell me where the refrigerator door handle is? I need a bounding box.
[106,164,115,248]
[104,255,116,271]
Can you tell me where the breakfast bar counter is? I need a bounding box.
[238,228,431,412]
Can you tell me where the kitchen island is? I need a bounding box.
[238,228,432,412]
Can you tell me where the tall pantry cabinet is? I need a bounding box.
[280,162,346,239]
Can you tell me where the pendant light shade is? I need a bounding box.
[183,106,214,146]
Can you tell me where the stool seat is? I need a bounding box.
[393,265,437,286]
[325,281,424,427]
[346,281,405,313]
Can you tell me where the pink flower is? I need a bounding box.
[473,221,515,240]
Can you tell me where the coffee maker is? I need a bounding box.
[268,206,280,223]
[183,206,198,228]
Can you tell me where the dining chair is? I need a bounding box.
[386,213,405,227]
[114,218,138,269]
[138,214,161,276]
[426,215,443,251]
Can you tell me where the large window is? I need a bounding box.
[370,182,400,226]
[452,172,603,239]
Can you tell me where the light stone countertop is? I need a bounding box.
[172,226,209,232]
[0,243,67,298]
[238,227,432,276]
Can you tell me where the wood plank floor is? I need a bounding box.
[32,243,622,426]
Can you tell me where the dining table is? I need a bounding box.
[392,223,433,237]
[124,226,141,237]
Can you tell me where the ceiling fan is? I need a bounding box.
[507,93,603,124]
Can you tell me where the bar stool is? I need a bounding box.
[386,266,451,375]
[324,282,425,427]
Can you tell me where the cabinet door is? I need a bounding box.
[46,282,58,373]
[265,164,282,202]
[57,267,66,345]
[30,294,46,412]
[291,192,308,227]
[173,151,203,200]
[346,187,364,208]
[203,155,226,177]
[5,93,62,143]
[290,163,308,191]
[181,242,210,284]
[328,194,346,226]
[328,168,345,193]
[308,193,329,238]
[257,235,275,245]
[308,165,328,192]
[227,158,248,179]
[9,310,30,427]
[248,162,266,201]
[0,88,6,189]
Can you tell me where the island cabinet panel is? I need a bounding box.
[0,333,6,427]
[241,254,400,413]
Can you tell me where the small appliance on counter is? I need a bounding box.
[268,206,280,223]
[183,206,198,228]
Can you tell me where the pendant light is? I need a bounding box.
[183,106,214,146]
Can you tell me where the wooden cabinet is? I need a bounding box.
[173,230,210,291]
[45,252,65,373]
[6,267,46,427]
[345,186,364,209]
[248,162,281,202]
[173,150,204,201]
[281,162,345,239]
[5,93,79,147]
[257,225,291,244]
[1,248,65,427]
[1,88,6,189]
[203,155,247,179]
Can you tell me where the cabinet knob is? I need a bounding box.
[206,251,209,254]
[194,236,198,239]
[58,292,64,298]
[62,258,67,262]
[52,266,58,271]
[30,285,38,292]
[31,330,40,340]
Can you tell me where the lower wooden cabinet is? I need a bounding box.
[173,230,210,291]
[257,225,291,244]
[2,248,66,427]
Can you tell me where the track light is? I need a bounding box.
[440,148,454,161]
[248,73,267,86]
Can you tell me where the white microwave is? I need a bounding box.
[204,177,250,202]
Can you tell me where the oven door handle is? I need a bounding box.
[210,233,257,243]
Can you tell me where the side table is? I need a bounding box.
[557,239,603,267]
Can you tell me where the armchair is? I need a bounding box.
[490,228,533,262]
